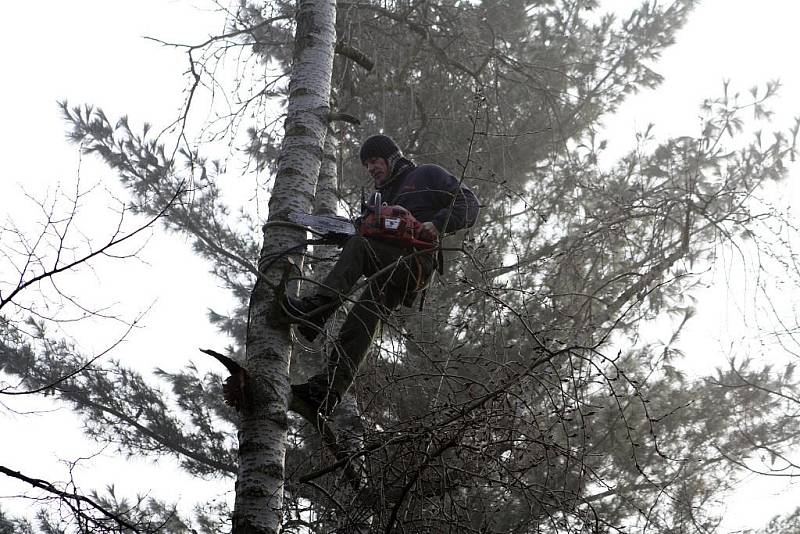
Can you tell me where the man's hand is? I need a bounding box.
[419,222,439,242]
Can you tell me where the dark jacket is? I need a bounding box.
[377,163,480,234]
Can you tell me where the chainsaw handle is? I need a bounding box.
[369,191,382,229]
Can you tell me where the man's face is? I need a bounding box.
[365,157,390,186]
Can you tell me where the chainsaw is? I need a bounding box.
[288,192,437,249]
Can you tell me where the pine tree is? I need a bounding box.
[3,1,800,532]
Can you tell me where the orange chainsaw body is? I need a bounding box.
[358,204,436,249]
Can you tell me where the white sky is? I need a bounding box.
[0,0,237,522]
[1,0,800,530]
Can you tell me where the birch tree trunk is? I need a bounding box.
[233,1,336,532]
[317,130,368,502]
[314,130,340,218]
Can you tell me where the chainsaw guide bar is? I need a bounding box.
[288,212,356,241]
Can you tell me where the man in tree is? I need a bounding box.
[285,134,480,415]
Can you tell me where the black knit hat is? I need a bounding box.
[359,135,401,164]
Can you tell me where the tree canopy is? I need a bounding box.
[3,0,800,532]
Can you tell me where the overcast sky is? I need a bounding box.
[2,0,800,530]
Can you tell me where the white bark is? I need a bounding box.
[233,1,336,532]
[315,129,340,217]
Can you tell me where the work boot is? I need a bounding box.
[281,293,337,341]
[290,377,341,417]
